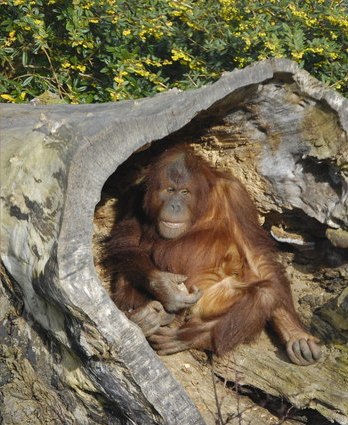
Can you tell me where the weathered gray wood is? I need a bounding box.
[1,58,347,424]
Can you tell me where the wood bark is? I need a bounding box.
[1,58,347,424]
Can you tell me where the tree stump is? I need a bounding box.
[1,59,347,424]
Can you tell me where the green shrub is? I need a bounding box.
[0,0,347,103]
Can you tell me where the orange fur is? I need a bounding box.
[103,147,318,360]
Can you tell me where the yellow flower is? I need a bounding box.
[236,57,248,66]
[62,62,71,68]
[110,92,121,101]
[292,51,304,60]
[328,52,339,60]
[326,15,348,29]
[306,47,324,55]
[113,70,128,84]
[113,76,124,84]
[34,34,45,41]
[75,64,86,72]
[219,0,238,21]
[162,59,172,66]
[171,48,191,63]
[123,29,131,36]
[71,40,83,47]
[4,30,16,47]
[1,94,16,102]
[82,41,94,48]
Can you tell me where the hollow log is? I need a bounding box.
[1,58,347,424]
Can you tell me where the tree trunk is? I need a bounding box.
[1,58,347,424]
